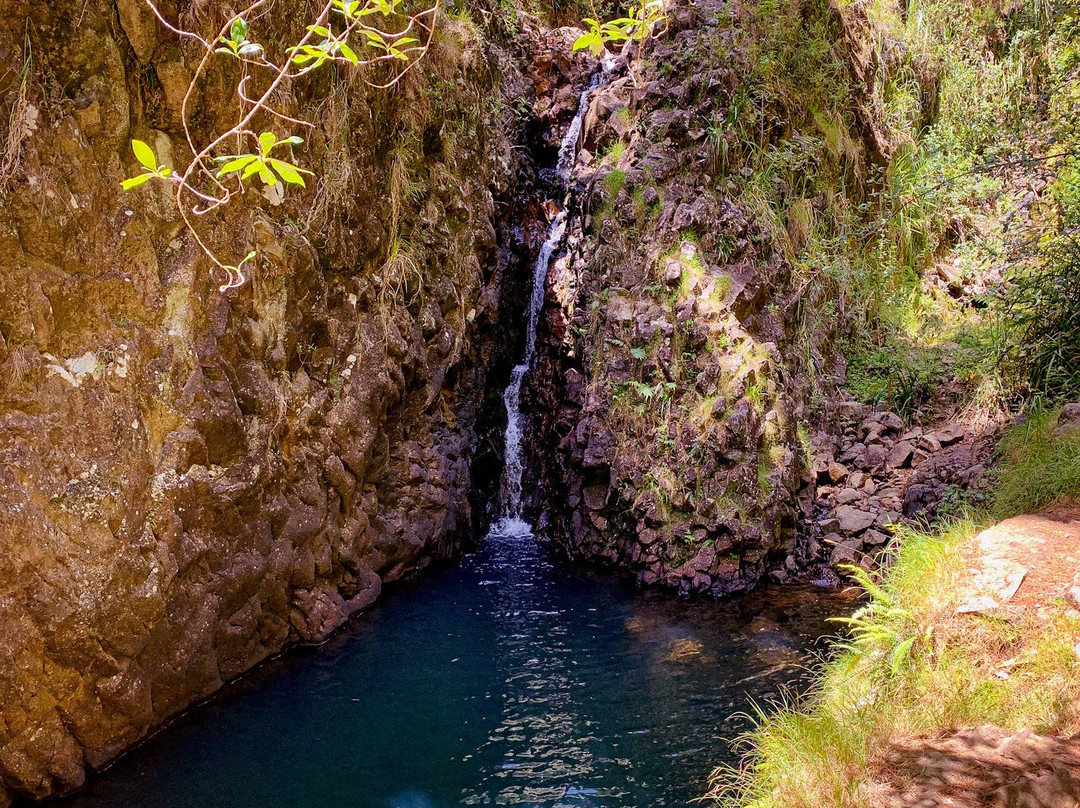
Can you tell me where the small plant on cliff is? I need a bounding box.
[571,0,663,56]
[120,0,439,291]
[121,139,173,189]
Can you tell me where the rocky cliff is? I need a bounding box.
[0,0,536,801]
[524,0,993,594]
[0,0,1017,798]
[527,0,853,595]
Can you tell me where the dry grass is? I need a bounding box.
[1,33,33,193]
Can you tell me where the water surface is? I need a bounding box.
[63,520,846,808]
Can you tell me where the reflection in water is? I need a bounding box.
[471,519,604,805]
[61,527,846,808]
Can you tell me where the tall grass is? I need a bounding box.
[993,404,1080,517]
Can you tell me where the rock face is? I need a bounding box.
[0,1,531,802]
[526,7,854,597]
[522,0,995,596]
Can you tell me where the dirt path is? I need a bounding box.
[875,726,1080,808]
[956,510,1080,614]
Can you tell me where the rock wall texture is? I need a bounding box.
[526,2,852,596]
[0,0,531,801]
[523,0,994,596]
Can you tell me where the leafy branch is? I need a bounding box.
[123,0,440,291]
[572,0,664,57]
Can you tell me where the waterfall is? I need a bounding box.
[497,66,611,520]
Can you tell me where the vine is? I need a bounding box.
[123,0,440,291]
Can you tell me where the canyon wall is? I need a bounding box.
[0,0,538,801]
[527,0,895,594]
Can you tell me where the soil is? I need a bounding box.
[873,726,1080,808]
[956,509,1080,612]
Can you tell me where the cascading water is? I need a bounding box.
[497,66,611,521]
[497,214,566,517]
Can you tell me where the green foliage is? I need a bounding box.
[121,139,172,190]
[123,0,438,288]
[709,512,1080,808]
[215,132,312,188]
[572,0,663,56]
[829,564,921,676]
[215,17,264,58]
[601,168,627,196]
[1001,233,1080,399]
[993,404,1080,518]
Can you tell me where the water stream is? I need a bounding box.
[57,71,849,808]
[500,64,607,517]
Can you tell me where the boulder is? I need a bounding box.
[835,506,877,535]
[886,440,915,470]
[830,537,862,566]
[1054,403,1080,439]
[663,257,683,286]
[932,424,965,446]
[862,529,890,546]
[835,488,863,505]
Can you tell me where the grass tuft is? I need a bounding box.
[993,405,1080,518]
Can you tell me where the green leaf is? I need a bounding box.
[572,31,603,55]
[238,42,264,56]
[258,164,276,186]
[258,132,277,155]
[282,136,304,146]
[339,41,358,65]
[241,160,264,180]
[230,17,248,42]
[217,155,257,176]
[121,173,154,190]
[362,30,389,48]
[889,636,916,675]
[630,347,647,360]
[131,139,157,171]
[266,158,310,186]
